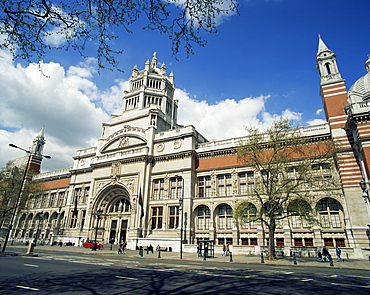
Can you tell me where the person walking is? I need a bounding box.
[222,244,227,256]
[336,246,344,262]
[322,246,330,262]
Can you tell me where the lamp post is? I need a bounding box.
[92,209,103,251]
[360,180,370,202]
[1,143,51,253]
[179,198,183,259]
[359,180,370,223]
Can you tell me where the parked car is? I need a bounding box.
[83,240,103,249]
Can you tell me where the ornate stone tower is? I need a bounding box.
[317,36,362,188]
[28,126,46,174]
[317,36,369,251]
[118,52,178,132]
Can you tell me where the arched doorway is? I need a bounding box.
[93,185,132,244]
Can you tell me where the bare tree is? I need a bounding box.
[234,118,338,260]
[0,0,239,71]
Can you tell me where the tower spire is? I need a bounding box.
[316,35,343,85]
[317,35,329,54]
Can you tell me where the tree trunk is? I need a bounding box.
[268,222,276,260]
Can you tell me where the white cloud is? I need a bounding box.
[316,109,323,115]
[307,118,327,126]
[0,49,305,173]
[0,49,109,171]
[175,89,302,140]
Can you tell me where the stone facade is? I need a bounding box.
[10,40,370,258]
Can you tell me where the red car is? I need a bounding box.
[83,240,103,249]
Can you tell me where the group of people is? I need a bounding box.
[317,246,344,262]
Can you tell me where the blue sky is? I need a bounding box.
[1,0,369,171]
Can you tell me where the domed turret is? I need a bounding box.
[349,55,370,101]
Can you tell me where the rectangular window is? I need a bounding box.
[292,215,301,228]
[241,238,249,245]
[219,216,225,229]
[226,238,233,245]
[49,193,56,207]
[83,187,89,204]
[81,210,86,229]
[294,238,303,246]
[153,179,164,200]
[198,176,211,197]
[331,212,341,228]
[168,206,179,229]
[151,207,163,229]
[276,238,285,246]
[218,174,232,196]
[324,238,334,247]
[170,177,182,199]
[250,238,258,245]
[304,238,314,246]
[335,238,345,247]
[320,213,330,227]
[218,238,224,245]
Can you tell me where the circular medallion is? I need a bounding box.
[157,143,165,152]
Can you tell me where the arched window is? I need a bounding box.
[240,203,258,229]
[317,198,342,228]
[197,205,211,230]
[288,200,311,229]
[110,198,130,213]
[325,63,331,75]
[217,204,233,230]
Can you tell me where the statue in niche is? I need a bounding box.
[118,136,128,148]
[211,170,217,196]
[232,168,238,195]
[111,162,120,177]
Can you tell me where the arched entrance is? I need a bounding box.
[93,185,133,244]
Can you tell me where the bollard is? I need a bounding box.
[139,247,143,257]
[158,250,161,258]
[110,244,113,251]
[261,252,265,263]
[27,243,35,255]
[203,252,206,261]
[330,256,334,267]
[293,253,297,265]
[229,252,233,262]
[146,248,149,255]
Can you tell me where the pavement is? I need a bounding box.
[2,244,370,271]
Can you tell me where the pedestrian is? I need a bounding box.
[156,244,160,251]
[322,246,330,262]
[222,244,227,256]
[336,246,344,262]
[317,251,323,262]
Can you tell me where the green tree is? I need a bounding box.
[234,118,338,260]
[0,161,43,232]
[0,0,239,71]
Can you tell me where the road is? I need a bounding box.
[1,249,370,294]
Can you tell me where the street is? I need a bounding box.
[1,249,370,294]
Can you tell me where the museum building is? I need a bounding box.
[10,37,370,258]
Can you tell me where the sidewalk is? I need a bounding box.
[3,244,370,271]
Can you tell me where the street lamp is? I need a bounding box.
[1,143,51,253]
[179,198,183,259]
[92,209,103,251]
[360,180,370,202]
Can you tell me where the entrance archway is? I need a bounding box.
[93,185,132,244]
